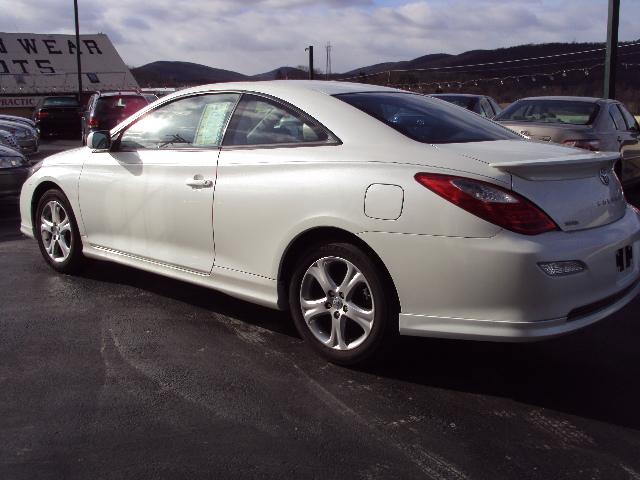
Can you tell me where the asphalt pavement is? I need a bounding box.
[2,142,640,480]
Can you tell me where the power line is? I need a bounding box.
[339,40,640,81]
[387,63,606,91]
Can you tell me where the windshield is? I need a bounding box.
[335,92,519,144]
[496,100,600,125]
[43,97,79,108]
[95,96,149,117]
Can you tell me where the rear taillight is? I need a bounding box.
[562,139,600,151]
[414,173,558,235]
[88,117,99,128]
[36,111,49,120]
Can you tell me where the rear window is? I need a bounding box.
[335,92,519,144]
[43,97,79,108]
[433,95,475,110]
[95,96,148,117]
[496,100,599,125]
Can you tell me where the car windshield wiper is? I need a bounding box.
[159,133,189,148]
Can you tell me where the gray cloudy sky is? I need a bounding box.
[1,0,639,74]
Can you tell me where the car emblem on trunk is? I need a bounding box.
[599,168,610,186]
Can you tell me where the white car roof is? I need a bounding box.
[177,80,402,97]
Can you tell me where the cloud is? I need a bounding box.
[0,0,638,74]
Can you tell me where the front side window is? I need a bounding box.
[337,92,519,144]
[223,94,332,146]
[119,93,240,150]
[496,100,599,125]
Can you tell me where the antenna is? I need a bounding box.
[325,42,332,80]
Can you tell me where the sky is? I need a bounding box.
[1,0,639,75]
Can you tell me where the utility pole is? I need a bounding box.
[325,42,332,80]
[305,46,314,80]
[604,0,620,99]
[73,0,83,101]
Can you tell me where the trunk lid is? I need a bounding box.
[439,140,626,232]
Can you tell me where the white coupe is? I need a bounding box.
[19,81,640,365]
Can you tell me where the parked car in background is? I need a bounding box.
[81,91,149,144]
[0,119,39,155]
[431,94,502,118]
[495,96,640,187]
[0,144,30,197]
[19,81,640,365]
[0,114,38,130]
[0,129,20,152]
[33,96,82,138]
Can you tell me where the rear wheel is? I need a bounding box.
[289,242,395,366]
[35,189,84,273]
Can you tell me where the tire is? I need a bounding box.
[288,242,396,366]
[35,189,84,273]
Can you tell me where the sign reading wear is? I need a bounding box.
[0,32,138,99]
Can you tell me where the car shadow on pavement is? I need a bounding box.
[77,253,640,433]
[77,258,299,339]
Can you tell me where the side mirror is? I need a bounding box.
[87,131,111,150]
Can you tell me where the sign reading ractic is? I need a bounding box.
[0,32,138,102]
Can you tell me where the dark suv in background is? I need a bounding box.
[33,96,82,138]
[81,91,149,144]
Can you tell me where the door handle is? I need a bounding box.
[185,176,213,189]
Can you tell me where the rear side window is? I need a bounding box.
[609,105,626,131]
[496,100,599,125]
[223,94,332,147]
[94,96,149,117]
[617,104,639,131]
[479,98,494,118]
[337,92,519,144]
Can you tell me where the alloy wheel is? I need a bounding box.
[299,256,375,351]
[40,200,72,263]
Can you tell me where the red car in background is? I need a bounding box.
[81,91,149,145]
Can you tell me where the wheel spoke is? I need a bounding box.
[342,271,364,299]
[326,316,347,350]
[58,217,71,234]
[301,297,328,324]
[307,259,337,293]
[51,202,61,223]
[57,238,70,258]
[41,219,53,234]
[46,240,55,255]
[346,303,374,334]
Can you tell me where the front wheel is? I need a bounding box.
[289,242,395,366]
[35,189,84,273]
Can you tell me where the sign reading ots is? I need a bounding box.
[0,33,138,99]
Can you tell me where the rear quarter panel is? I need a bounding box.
[213,142,504,280]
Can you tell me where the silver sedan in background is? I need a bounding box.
[495,96,640,187]
[0,119,39,156]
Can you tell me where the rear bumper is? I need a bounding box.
[399,278,640,341]
[360,205,640,341]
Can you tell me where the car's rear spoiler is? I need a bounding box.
[488,152,620,180]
